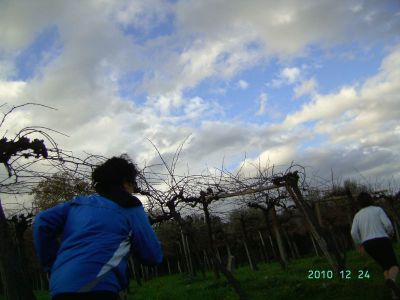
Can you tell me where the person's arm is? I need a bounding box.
[379,207,394,237]
[33,202,70,272]
[350,215,362,246]
[129,206,163,266]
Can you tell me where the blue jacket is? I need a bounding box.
[33,194,163,296]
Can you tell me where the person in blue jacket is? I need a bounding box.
[33,155,163,300]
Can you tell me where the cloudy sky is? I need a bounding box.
[1,0,400,197]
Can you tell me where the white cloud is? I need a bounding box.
[0,81,26,100]
[268,45,400,180]
[309,45,399,142]
[141,33,261,95]
[270,67,301,87]
[256,93,268,116]
[0,0,399,209]
[237,80,249,90]
[0,1,143,131]
[183,97,208,120]
[3,0,395,100]
[146,92,184,116]
[0,0,58,51]
[283,86,358,128]
[175,0,399,56]
[0,59,15,80]
[167,0,399,93]
[101,0,172,29]
[144,92,222,124]
[281,67,300,84]
[257,144,297,167]
[171,120,308,172]
[231,44,400,183]
[294,78,317,98]
[1,0,399,99]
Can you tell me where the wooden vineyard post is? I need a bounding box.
[180,229,193,274]
[201,199,249,300]
[184,234,195,275]
[226,244,235,271]
[310,232,320,256]
[283,228,297,259]
[270,205,288,269]
[239,215,258,271]
[258,231,270,263]
[284,173,345,275]
[394,222,400,243]
[315,201,323,227]
[166,258,171,275]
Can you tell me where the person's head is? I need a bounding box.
[357,191,374,208]
[92,154,139,194]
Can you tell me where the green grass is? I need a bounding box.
[3,246,400,300]
[129,250,390,300]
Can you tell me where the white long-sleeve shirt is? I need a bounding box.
[350,206,394,246]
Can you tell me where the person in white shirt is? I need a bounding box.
[351,192,399,298]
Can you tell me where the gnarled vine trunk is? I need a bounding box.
[285,174,346,275]
[202,201,249,300]
[0,200,36,300]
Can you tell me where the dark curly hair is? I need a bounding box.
[357,191,374,208]
[92,154,138,193]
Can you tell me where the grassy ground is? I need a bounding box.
[4,246,400,300]
[129,249,393,300]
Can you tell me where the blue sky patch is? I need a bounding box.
[13,26,62,81]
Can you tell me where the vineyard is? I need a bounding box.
[2,246,400,299]
[1,104,400,300]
